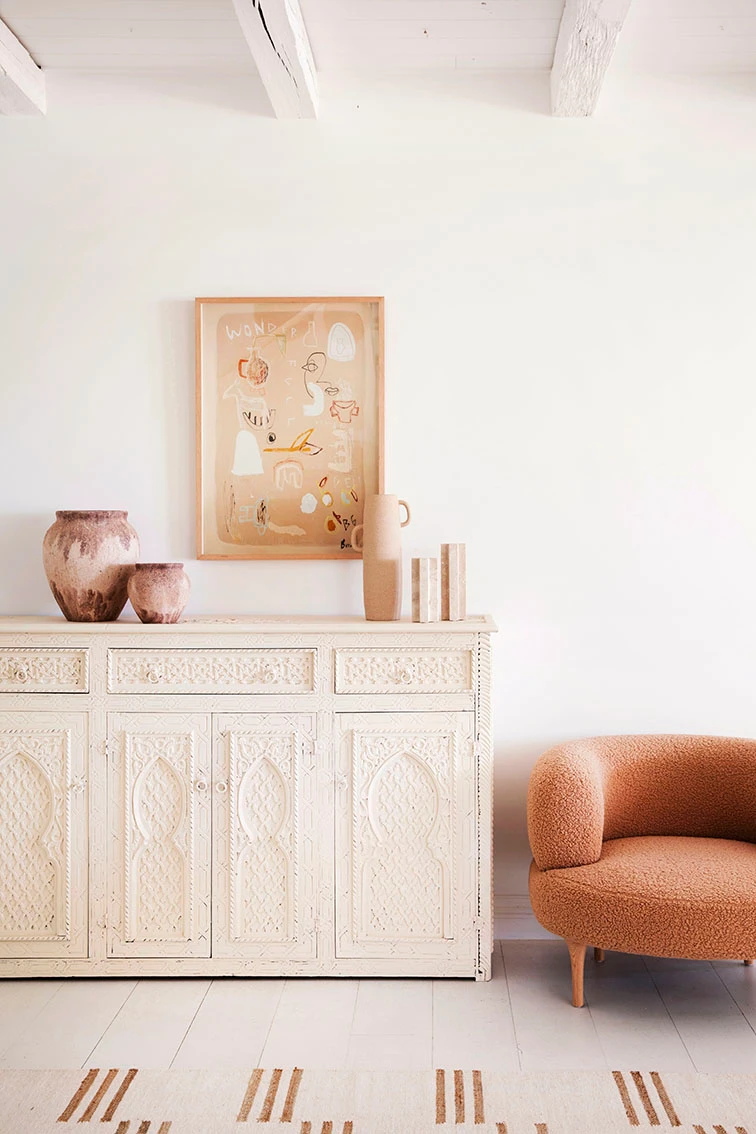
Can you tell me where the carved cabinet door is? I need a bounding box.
[335,712,478,967]
[212,715,318,960]
[107,713,212,958]
[0,712,88,958]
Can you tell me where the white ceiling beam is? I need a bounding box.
[551,0,632,117]
[231,0,317,119]
[0,17,45,115]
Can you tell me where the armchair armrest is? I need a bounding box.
[527,742,605,870]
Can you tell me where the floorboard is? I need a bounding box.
[86,979,211,1069]
[501,940,608,1071]
[432,946,519,1071]
[171,978,285,1070]
[0,980,62,1058]
[644,956,756,1073]
[0,980,136,1069]
[712,959,756,1033]
[258,978,359,1070]
[584,952,695,1072]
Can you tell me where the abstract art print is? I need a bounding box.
[196,297,384,559]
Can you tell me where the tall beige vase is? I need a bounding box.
[351,494,411,621]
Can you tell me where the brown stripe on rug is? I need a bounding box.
[630,1071,660,1126]
[612,1071,640,1126]
[472,1070,484,1125]
[57,1068,99,1122]
[649,1072,680,1127]
[280,1068,303,1123]
[435,1068,445,1124]
[258,1069,283,1122]
[237,1068,264,1122]
[454,1069,464,1124]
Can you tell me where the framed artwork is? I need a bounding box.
[196,296,384,559]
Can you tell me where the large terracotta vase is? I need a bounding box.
[42,510,140,622]
[351,494,411,621]
[128,563,191,624]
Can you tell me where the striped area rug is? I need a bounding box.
[0,1067,754,1132]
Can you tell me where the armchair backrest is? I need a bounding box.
[528,734,756,871]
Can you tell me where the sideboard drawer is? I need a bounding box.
[0,648,89,693]
[107,648,316,695]
[334,648,473,694]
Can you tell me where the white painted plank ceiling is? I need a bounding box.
[0,0,254,72]
[617,0,756,74]
[0,0,754,76]
[299,1,563,73]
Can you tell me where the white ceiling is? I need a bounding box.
[0,0,754,76]
[618,0,756,74]
[0,0,253,72]
[301,0,563,73]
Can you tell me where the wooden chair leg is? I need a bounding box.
[745,960,753,967]
[594,947,605,964]
[566,941,587,1007]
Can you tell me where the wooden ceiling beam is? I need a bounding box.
[231,0,317,118]
[551,0,632,117]
[0,17,45,115]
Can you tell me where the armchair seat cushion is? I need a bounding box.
[529,835,756,960]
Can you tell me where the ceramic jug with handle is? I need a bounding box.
[351,494,411,621]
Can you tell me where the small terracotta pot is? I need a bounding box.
[128,563,191,624]
[42,510,140,622]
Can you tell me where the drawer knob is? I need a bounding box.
[216,781,228,794]
[12,663,29,683]
[394,663,416,685]
[145,665,163,684]
[195,780,208,792]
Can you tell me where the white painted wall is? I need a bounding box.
[1,69,755,913]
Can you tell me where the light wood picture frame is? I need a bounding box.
[196,296,384,560]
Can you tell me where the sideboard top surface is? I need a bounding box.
[0,614,497,635]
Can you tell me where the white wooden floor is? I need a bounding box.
[1,942,756,1073]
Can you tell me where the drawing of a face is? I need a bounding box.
[302,351,327,383]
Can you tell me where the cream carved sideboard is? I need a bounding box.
[0,615,495,980]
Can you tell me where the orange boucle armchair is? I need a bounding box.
[527,735,756,1007]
